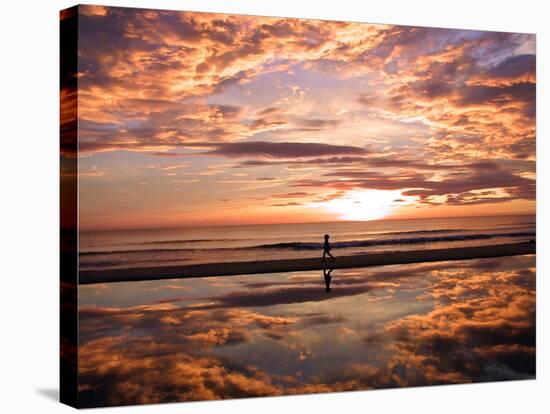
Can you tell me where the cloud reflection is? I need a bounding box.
[78,255,535,407]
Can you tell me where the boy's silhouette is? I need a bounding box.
[322,234,334,261]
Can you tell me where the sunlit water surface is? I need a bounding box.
[78,255,535,407]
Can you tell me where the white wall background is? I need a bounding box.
[0,0,547,412]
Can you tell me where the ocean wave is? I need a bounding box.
[248,231,536,250]
[80,248,198,256]
[85,238,250,248]
[80,231,535,256]
[375,228,465,236]
[133,238,247,246]
[79,258,191,270]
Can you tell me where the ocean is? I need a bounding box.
[79,214,535,272]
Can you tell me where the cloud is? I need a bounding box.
[455,82,535,109]
[74,7,388,158]
[76,7,535,164]
[207,141,368,159]
[236,156,370,168]
[477,54,536,84]
[293,118,342,128]
[74,6,535,222]
[352,29,535,164]
[291,161,534,205]
[80,5,109,17]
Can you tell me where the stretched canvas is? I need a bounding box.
[60,4,536,408]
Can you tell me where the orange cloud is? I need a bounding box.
[74,6,535,227]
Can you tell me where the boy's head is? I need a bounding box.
[324,234,329,240]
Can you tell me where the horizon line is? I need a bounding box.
[79,211,536,233]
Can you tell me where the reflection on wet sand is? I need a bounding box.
[78,255,535,407]
[323,268,334,292]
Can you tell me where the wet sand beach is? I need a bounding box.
[80,241,535,284]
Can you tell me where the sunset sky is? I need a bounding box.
[72,5,536,230]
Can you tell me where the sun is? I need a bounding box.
[320,189,415,221]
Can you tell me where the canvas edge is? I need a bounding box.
[60,4,79,409]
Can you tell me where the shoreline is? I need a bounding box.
[79,241,535,285]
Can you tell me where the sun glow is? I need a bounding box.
[321,189,415,221]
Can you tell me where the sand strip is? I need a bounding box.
[79,241,535,285]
